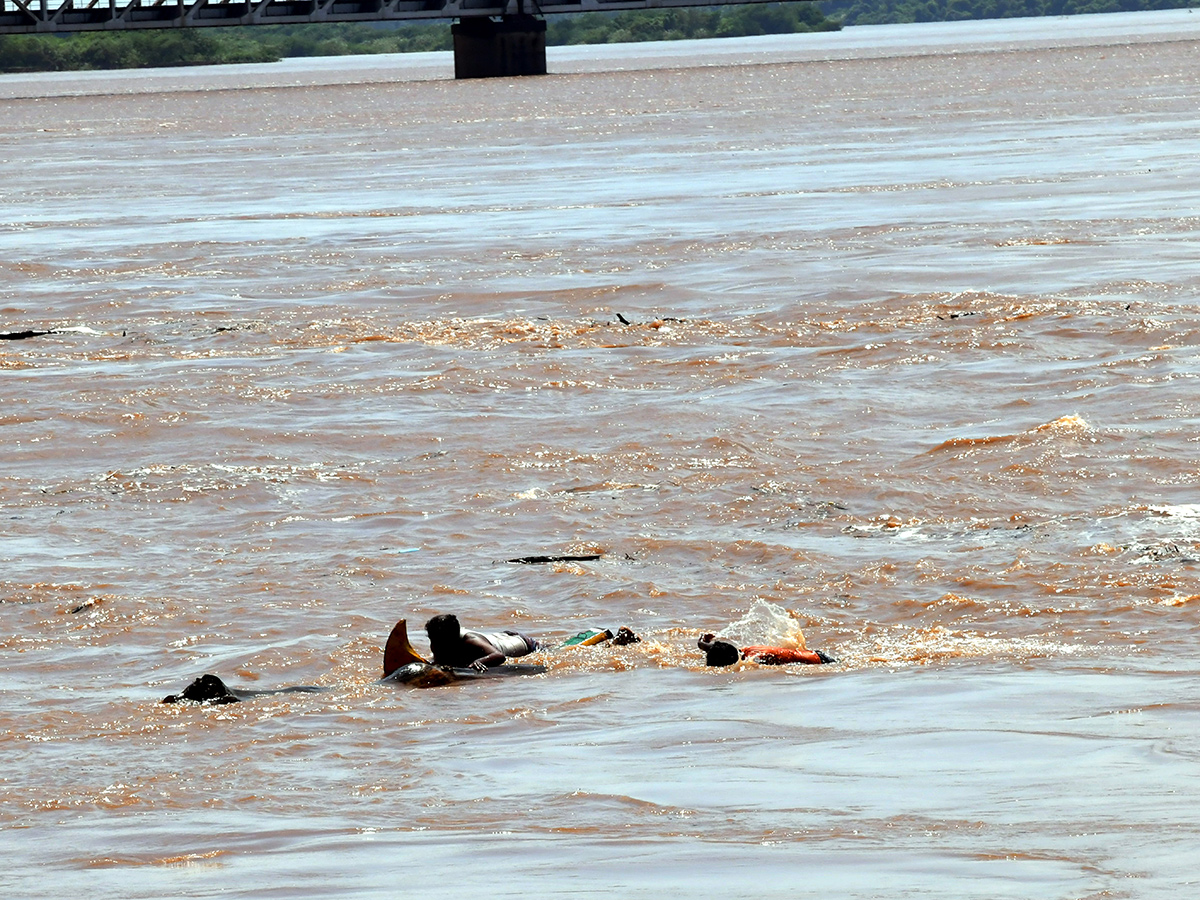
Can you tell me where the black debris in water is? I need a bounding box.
[505,554,603,565]
[162,674,241,705]
[1,330,56,340]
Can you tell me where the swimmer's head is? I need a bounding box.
[703,639,740,667]
[425,614,461,643]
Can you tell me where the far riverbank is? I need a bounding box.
[3,8,1200,100]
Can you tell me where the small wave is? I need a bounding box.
[1034,414,1089,434]
[1148,504,1200,519]
[86,850,228,869]
[926,414,1090,455]
[842,625,1080,667]
[91,462,369,497]
[1132,593,1200,608]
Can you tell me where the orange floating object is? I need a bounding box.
[383,618,429,677]
[741,646,823,666]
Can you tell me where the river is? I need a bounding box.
[3,10,1200,898]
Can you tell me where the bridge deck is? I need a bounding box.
[0,0,780,34]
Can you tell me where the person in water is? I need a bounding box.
[697,633,837,667]
[425,614,541,672]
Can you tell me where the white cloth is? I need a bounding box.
[465,630,536,657]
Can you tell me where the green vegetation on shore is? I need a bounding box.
[0,29,274,72]
[0,4,836,73]
[547,3,839,44]
[0,22,444,73]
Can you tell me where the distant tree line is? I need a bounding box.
[0,23,444,73]
[822,0,1197,25]
[547,3,840,43]
[1,4,837,73]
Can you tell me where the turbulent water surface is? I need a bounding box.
[4,11,1200,898]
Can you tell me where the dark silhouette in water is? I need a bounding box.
[162,673,325,704]
[698,633,837,667]
[162,618,548,703]
[612,626,641,646]
[1,329,55,340]
[424,613,540,672]
[505,553,602,564]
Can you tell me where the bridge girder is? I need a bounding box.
[0,0,787,34]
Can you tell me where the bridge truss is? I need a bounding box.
[0,0,782,34]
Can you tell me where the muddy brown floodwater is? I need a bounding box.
[3,11,1200,899]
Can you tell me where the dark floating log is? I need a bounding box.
[0,330,55,340]
[506,554,602,565]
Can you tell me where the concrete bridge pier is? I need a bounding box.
[452,14,547,79]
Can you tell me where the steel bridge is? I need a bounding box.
[0,0,781,29]
[0,0,788,76]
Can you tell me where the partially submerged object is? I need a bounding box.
[383,661,548,688]
[381,617,547,685]
[162,673,325,705]
[559,625,640,648]
[612,626,641,646]
[506,554,602,565]
[162,618,547,704]
[382,617,428,675]
[561,628,613,647]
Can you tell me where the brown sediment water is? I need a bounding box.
[4,12,1200,898]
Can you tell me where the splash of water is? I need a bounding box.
[718,599,808,650]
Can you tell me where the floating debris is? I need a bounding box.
[506,554,602,565]
[1,329,55,341]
